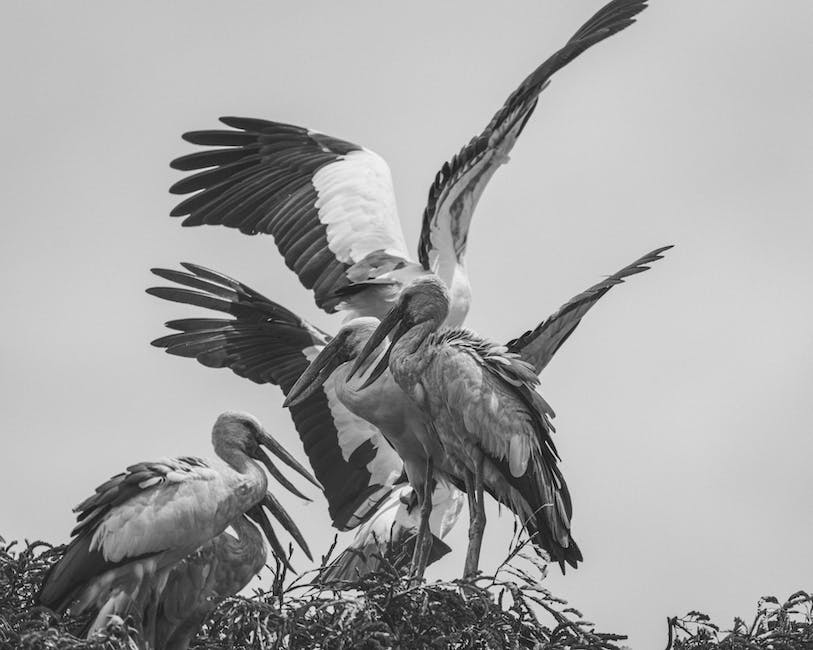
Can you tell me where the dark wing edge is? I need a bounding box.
[507,245,672,374]
[168,117,408,313]
[418,0,649,270]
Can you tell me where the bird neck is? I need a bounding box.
[214,442,252,472]
[213,445,269,510]
[216,515,267,591]
[391,320,438,380]
[229,516,265,562]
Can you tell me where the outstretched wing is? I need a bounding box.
[148,264,403,531]
[418,0,649,282]
[507,245,671,374]
[169,118,412,313]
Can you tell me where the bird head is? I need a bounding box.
[212,411,321,497]
[283,317,383,408]
[347,277,450,389]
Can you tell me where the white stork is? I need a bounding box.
[348,277,586,577]
[148,245,670,578]
[153,514,266,650]
[37,412,317,646]
[167,0,650,329]
[282,316,457,577]
[153,490,308,650]
[153,0,652,578]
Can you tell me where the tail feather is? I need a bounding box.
[319,533,451,584]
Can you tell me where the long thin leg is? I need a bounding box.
[410,456,434,582]
[463,451,485,580]
[462,467,477,580]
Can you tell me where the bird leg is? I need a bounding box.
[409,456,434,583]
[142,569,170,650]
[463,450,485,581]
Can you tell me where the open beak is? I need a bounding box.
[260,491,312,561]
[245,502,296,573]
[348,303,408,390]
[253,427,322,499]
[283,335,347,409]
[255,447,312,501]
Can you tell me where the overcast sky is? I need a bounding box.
[1,1,811,647]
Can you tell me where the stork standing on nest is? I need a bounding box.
[155,0,653,579]
[152,488,308,650]
[350,278,584,578]
[150,245,670,579]
[37,412,318,647]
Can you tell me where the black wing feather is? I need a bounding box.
[149,264,395,530]
[169,118,363,312]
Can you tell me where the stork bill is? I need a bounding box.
[348,278,585,576]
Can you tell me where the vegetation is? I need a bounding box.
[2,536,811,649]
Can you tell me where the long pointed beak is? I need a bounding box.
[245,504,296,573]
[348,303,404,383]
[261,491,312,561]
[255,447,312,501]
[258,430,322,491]
[283,337,345,409]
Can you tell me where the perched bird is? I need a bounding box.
[167,0,650,328]
[349,277,584,578]
[153,490,308,650]
[37,412,318,646]
[283,316,457,577]
[149,245,670,578]
[154,0,652,580]
[148,268,406,536]
[153,514,266,650]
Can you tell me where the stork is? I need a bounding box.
[349,277,586,578]
[282,317,459,577]
[37,412,318,647]
[154,0,652,578]
[154,489,308,650]
[167,0,650,328]
[148,245,670,578]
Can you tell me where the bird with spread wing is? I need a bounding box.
[153,0,654,579]
[150,245,669,578]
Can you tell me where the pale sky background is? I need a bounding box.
[1,2,811,647]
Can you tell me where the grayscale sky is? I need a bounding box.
[1,2,811,647]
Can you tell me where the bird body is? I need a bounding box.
[168,0,650,329]
[285,318,451,511]
[155,0,655,578]
[352,278,581,575]
[149,243,669,579]
[38,412,317,645]
[155,514,266,650]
